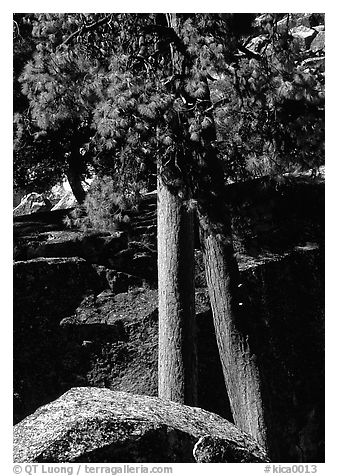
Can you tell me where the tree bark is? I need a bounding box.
[157,13,198,406]
[190,72,271,452]
[199,208,269,450]
[157,169,197,406]
[66,151,86,204]
[156,15,270,448]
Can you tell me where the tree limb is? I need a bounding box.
[57,14,113,49]
[237,44,262,60]
[143,23,188,57]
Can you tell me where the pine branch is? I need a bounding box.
[237,45,262,60]
[205,96,231,113]
[57,15,113,49]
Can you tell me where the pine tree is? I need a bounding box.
[15,13,324,456]
[14,14,115,200]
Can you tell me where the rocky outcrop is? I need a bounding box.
[290,25,317,49]
[13,174,324,461]
[58,288,218,408]
[13,387,268,463]
[14,230,157,281]
[13,189,27,208]
[14,230,127,262]
[310,29,325,53]
[13,257,107,422]
[193,434,267,463]
[228,175,324,255]
[252,14,325,84]
[13,246,324,462]
[13,192,52,216]
[257,13,325,54]
[14,257,106,318]
[14,174,324,263]
[92,267,145,293]
[51,190,77,210]
[13,208,75,238]
[14,281,225,426]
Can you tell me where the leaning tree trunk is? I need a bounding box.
[157,164,197,406]
[199,208,269,450]
[66,148,86,205]
[192,73,271,452]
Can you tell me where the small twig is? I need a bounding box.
[13,20,21,39]
[174,152,182,174]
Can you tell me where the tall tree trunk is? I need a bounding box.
[157,13,198,406]
[157,171,197,405]
[66,150,86,204]
[157,165,197,406]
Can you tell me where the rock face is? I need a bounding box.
[227,175,324,256]
[58,287,225,415]
[13,247,324,462]
[51,190,77,210]
[13,387,269,463]
[14,257,106,318]
[310,30,325,53]
[193,434,266,463]
[14,175,324,262]
[13,257,107,421]
[13,175,324,462]
[291,25,317,48]
[258,13,325,56]
[13,192,52,216]
[14,229,157,281]
[13,189,27,208]
[14,279,228,426]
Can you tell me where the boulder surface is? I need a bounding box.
[51,190,77,210]
[13,192,52,216]
[13,387,269,463]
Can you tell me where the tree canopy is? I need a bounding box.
[14,13,324,195]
